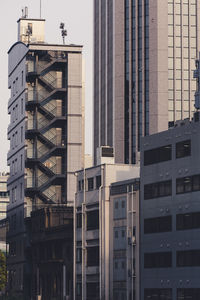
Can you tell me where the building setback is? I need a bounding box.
[7,16,84,298]
[93,0,200,165]
[74,153,139,300]
[140,115,200,300]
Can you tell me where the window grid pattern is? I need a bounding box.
[168,0,197,123]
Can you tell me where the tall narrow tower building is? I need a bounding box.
[7,15,84,297]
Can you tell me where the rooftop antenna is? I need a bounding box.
[60,22,67,45]
[22,6,28,18]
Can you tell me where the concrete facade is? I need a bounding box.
[93,0,200,165]
[74,163,139,300]
[7,17,84,298]
[140,117,200,300]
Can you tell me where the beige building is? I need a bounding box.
[93,0,200,165]
[7,15,84,298]
[74,150,140,300]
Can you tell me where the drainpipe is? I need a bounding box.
[82,168,86,300]
[73,172,78,300]
[99,165,105,300]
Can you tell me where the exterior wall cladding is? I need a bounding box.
[93,0,200,165]
[7,19,84,298]
[74,163,140,300]
[140,116,200,300]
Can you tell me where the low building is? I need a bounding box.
[140,116,200,300]
[74,153,139,300]
[26,205,73,300]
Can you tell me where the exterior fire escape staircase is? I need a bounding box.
[25,52,67,205]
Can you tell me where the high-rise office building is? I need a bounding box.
[93,0,200,164]
[7,15,84,297]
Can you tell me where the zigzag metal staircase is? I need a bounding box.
[25,52,66,205]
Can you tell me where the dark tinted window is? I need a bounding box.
[88,177,94,191]
[86,282,99,299]
[87,210,99,230]
[176,174,200,194]
[144,216,172,234]
[176,140,191,158]
[87,246,99,266]
[177,289,200,300]
[177,212,200,230]
[77,213,82,228]
[144,145,172,166]
[144,180,172,200]
[96,175,101,189]
[177,250,200,267]
[144,289,172,300]
[144,252,172,268]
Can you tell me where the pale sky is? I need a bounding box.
[0,0,93,171]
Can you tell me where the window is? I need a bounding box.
[87,177,94,191]
[177,212,200,231]
[176,140,191,158]
[76,248,82,263]
[176,174,200,194]
[14,187,17,202]
[177,250,200,267]
[28,23,32,35]
[144,180,172,200]
[87,210,99,230]
[21,98,23,114]
[144,216,172,234]
[87,246,99,266]
[144,252,172,268]
[96,175,101,189]
[78,180,82,191]
[0,191,9,198]
[86,282,99,299]
[21,71,24,87]
[21,126,23,143]
[77,213,82,228]
[177,289,200,300]
[144,145,172,166]
[20,154,23,171]
[144,289,172,300]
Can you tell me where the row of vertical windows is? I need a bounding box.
[144,252,172,268]
[144,140,191,166]
[144,180,172,200]
[177,289,200,300]
[144,212,200,234]
[144,289,172,300]
[78,175,101,192]
[144,216,172,234]
[177,212,200,230]
[144,171,200,199]
[176,174,200,194]
[144,250,200,268]
[177,250,200,267]
[76,210,99,231]
[144,288,200,300]
[144,145,172,166]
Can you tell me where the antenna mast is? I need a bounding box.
[60,23,67,45]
